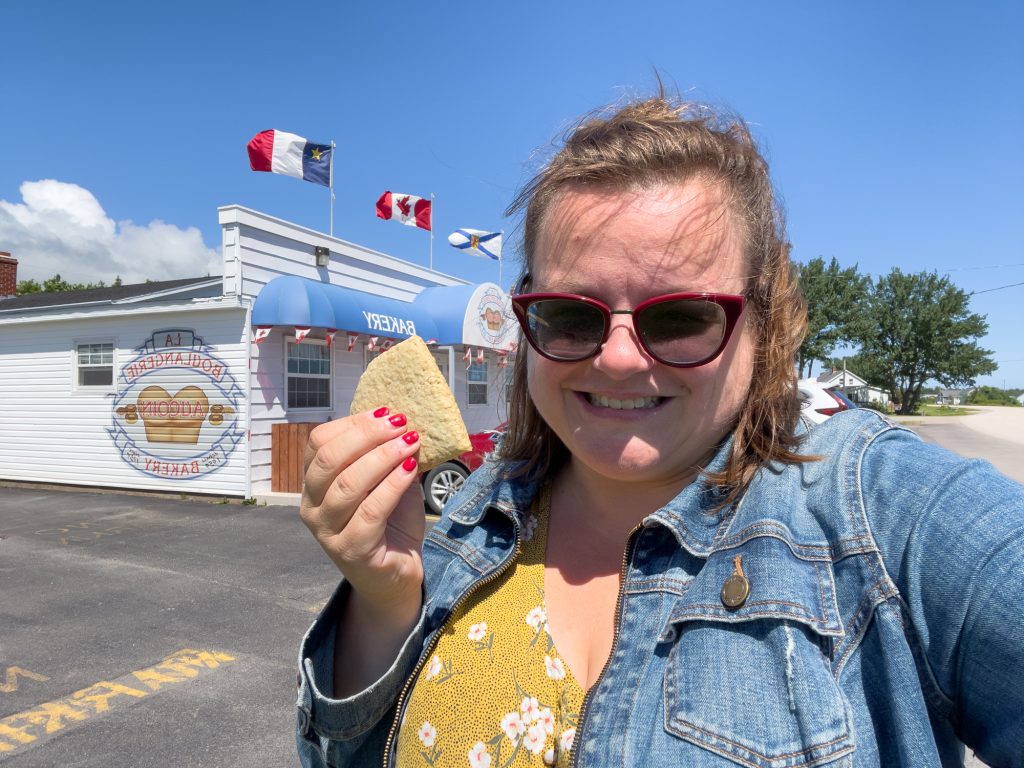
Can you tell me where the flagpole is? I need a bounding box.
[429,193,435,271]
[499,230,504,287]
[329,141,336,237]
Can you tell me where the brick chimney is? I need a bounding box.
[0,252,16,298]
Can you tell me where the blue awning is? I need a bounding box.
[251,276,517,348]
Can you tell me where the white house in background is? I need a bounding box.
[936,389,973,406]
[1017,393,1024,406]
[0,206,518,500]
[816,368,891,407]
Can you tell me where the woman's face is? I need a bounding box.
[527,179,756,488]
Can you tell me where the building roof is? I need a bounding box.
[0,277,218,313]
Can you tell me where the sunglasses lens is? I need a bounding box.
[524,299,606,360]
[638,299,728,365]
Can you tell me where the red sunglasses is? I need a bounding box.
[510,291,745,368]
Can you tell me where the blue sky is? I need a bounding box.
[2,2,1021,387]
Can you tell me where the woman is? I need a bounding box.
[296,95,1024,767]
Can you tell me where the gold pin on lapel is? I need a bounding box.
[721,554,750,609]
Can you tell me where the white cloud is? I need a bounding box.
[0,180,220,285]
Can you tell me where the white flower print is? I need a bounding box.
[537,707,555,736]
[544,654,566,681]
[523,723,547,755]
[544,747,556,765]
[520,695,541,724]
[525,606,547,630]
[499,711,525,742]
[468,741,491,768]
[560,727,576,752]
[467,622,488,642]
[522,514,539,542]
[424,655,443,680]
[417,721,437,748]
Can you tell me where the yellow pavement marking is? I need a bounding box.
[0,667,50,694]
[0,649,235,755]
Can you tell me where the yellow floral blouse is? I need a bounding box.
[397,485,586,767]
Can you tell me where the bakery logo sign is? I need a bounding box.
[107,329,244,480]
[473,285,515,347]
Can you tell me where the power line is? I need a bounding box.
[943,262,1024,272]
[969,280,1024,295]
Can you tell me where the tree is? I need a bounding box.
[16,273,109,296]
[795,257,871,377]
[855,269,996,415]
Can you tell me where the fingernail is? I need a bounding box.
[402,431,419,445]
[402,457,418,472]
[373,406,389,418]
[389,414,407,427]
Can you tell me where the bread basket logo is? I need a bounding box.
[108,330,244,480]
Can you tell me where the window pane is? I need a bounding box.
[468,383,488,406]
[468,362,488,382]
[79,367,113,386]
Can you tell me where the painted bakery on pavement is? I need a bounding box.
[0,207,516,499]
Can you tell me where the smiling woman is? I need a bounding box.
[294,91,1024,768]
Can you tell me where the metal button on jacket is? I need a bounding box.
[721,554,750,609]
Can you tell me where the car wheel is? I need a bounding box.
[423,462,469,515]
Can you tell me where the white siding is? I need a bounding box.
[0,307,249,496]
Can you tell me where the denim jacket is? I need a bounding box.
[297,410,1024,767]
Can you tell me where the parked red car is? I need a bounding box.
[421,424,505,514]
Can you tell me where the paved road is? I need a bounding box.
[0,487,339,767]
[893,405,1024,484]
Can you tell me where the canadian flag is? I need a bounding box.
[347,333,359,352]
[294,327,311,343]
[476,349,485,364]
[367,336,379,352]
[376,191,432,231]
[463,347,472,363]
[253,326,272,344]
[325,328,337,348]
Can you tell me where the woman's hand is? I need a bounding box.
[299,407,426,626]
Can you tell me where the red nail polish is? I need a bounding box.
[402,431,419,444]
[373,406,389,418]
[402,457,417,472]
[389,414,407,427]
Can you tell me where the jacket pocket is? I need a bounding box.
[663,535,853,768]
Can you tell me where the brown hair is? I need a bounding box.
[498,93,810,507]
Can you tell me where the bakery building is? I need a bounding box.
[0,207,517,500]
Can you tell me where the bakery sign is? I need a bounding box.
[465,283,516,349]
[107,329,244,480]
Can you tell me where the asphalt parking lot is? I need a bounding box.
[2,408,1018,766]
[0,486,338,767]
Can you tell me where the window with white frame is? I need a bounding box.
[76,342,114,388]
[287,339,331,409]
[467,361,488,405]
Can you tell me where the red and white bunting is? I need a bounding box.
[476,349,485,364]
[347,333,359,352]
[294,327,311,343]
[425,338,438,345]
[463,347,472,363]
[367,336,379,352]
[379,339,394,352]
[252,326,272,344]
[497,350,508,368]
[325,328,337,348]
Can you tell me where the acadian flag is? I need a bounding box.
[376,191,432,231]
[247,130,332,187]
[448,229,502,261]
